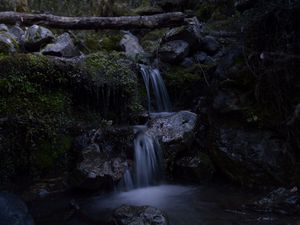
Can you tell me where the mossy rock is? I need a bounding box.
[82,51,142,118]
[163,64,215,109]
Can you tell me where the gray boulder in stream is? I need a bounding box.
[0,192,35,225]
[42,32,81,58]
[112,205,169,225]
[147,111,197,144]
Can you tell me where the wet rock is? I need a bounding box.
[0,192,35,225]
[24,25,54,51]
[0,24,8,32]
[0,32,18,53]
[212,127,294,186]
[120,31,145,60]
[245,187,300,215]
[147,111,197,144]
[159,40,189,63]
[42,32,81,58]
[174,153,215,183]
[201,36,220,55]
[112,205,169,225]
[213,90,241,113]
[70,144,128,190]
[70,126,134,190]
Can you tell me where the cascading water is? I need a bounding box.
[119,66,171,191]
[134,126,164,187]
[140,64,172,112]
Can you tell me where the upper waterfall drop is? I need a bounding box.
[140,65,172,113]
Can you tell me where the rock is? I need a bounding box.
[159,40,190,63]
[9,25,25,42]
[70,144,128,190]
[24,25,54,51]
[162,24,202,48]
[180,57,194,68]
[235,0,258,12]
[120,31,145,60]
[0,32,18,53]
[244,187,300,215]
[42,32,81,58]
[174,153,215,183]
[201,36,220,55]
[0,24,9,32]
[194,51,208,63]
[0,192,35,225]
[212,127,294,186]
[112,205,169,225]
[212,90,241,113]
[147,111,197,144]
[70,126,134,190]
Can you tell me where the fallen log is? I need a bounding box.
[0,11,186,30]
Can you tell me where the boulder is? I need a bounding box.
[0,192,35,225]
[70,126,134,190]
[0,24,9,32]
[244,187,300,215]
[180,57,194,68]
[70,144,128,190]
[162,24,202,48]
[0,32,18,53]
[194,51,208,64]
[120,31,145,60]
[201,36,220,55]
[112,205,169,225]
[159,40,189,63]
[24,25,54,51]
[42,32,81,58]
[212,127,294,186]
[147,111,197,144]
[174,152,215,183]
[9,25,25,42]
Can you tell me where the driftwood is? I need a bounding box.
[0,11,186,29]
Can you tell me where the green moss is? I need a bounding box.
[163,65,206,108]
[101,34,122,51]
[140,28,168,54]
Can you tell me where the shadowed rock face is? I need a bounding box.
[159,40,190,63]
[112,205,169,225]
[0,192,34,225]
[212,127,295,186]
[24,25,54,51]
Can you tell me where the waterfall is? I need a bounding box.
[140,65,172,112]
[134,126,164,187]
[119,67,170,191]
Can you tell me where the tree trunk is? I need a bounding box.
[0,11,186,29]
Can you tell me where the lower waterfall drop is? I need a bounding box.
[134,126,164,187]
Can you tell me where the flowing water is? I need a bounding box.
[140,64,172,112]
[29,67,299,225]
